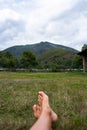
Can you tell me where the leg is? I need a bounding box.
[29,91,58,130]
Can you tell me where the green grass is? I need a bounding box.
[0,72,87,130]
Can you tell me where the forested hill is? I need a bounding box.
[3,41,78,58]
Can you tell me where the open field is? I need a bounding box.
[0,72,87,130]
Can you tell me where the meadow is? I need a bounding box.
[0,72,87,130]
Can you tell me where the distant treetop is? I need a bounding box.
[82,44,87,51]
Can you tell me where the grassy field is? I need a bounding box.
[0,72,87,130]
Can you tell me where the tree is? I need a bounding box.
[0,51,18,69]
[82,44,87,51]
[0,51,4,67]
[72,55,83,69]
[20,50,38,68]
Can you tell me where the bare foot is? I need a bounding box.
[33,91,58,122]
[33,104,41,118]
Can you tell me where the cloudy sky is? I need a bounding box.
[0,0,87,51]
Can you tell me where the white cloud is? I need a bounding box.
[0,8,25,49]
[0,8,21,21]
[0,0,87,51]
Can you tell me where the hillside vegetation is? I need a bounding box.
[37,48,77,70]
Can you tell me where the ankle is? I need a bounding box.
[42,106,51,117]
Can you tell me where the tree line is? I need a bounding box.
[0,50,38,70]
[0,50,83,71]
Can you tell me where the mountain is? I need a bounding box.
[2,41,80,70]
[3,41,78,58]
